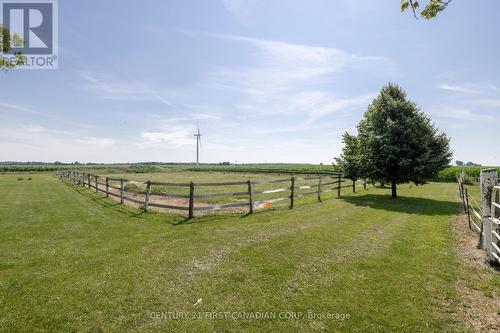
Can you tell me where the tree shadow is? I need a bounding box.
[341,194,460,216]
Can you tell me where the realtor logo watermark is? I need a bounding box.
[1,0,58,69]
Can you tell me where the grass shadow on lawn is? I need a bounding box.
[71,185,144,215]
[68,184,188,225]
[341,194,460,216]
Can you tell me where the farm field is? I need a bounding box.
[0,163,339,175]
[1,173,499,332]
[3,163,497,184]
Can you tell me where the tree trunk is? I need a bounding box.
[391,180,397,199]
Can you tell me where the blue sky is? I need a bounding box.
[1,0,500,164]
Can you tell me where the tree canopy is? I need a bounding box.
[336,83,452,198]
[401,0,452,19]
[0,24,25,70]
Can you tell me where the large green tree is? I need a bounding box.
[336,83,452,199]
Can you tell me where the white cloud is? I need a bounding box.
[436,83,480,94]
[221,0,266,25]
[0,102,51,117]
[476,98,500,108]
[208,34,390,87]
[327,127,357,136]
[141,127,194,147]
[0,125,117,162]
[23,124,47,133]
[436,82,500,112]
[306,93,374,123]
[78,70,172,106]
[435,107,496,122]
[76,137,116,148]
[199,33,387,124]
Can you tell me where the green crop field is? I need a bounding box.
[0,163,339,175]
[1,173,499,332]
[5,163,498,185]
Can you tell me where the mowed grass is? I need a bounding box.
[0,173,472,332]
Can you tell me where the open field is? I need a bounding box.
[1,173,499,332]
[4,163,500,184]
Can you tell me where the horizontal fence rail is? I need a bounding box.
[56,170,369,219]
[489,186,500,263]
[458,170,500,266]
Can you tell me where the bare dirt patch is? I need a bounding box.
[103,186,248,216]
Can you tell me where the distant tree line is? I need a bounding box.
[455,161,481,167]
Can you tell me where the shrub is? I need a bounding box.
[436,166,499,182]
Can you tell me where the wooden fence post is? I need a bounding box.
[95,176,98,193]
[120,178,124,204]
[457,179,462,201]
[87,174,91,189]
[459,181,465,203]
[353,179,356,193]
[465,188,472,229]
[461,182,467,213]
[247,180,253,214]
[317,176,322,202]
[337,174,341,197]
[144,181,151,211]
[188,182,195,219]
[364,179,367,190]
[105,177,109,198]
[480,169,498,263]
[290,177,295,209]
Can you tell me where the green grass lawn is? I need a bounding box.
[0,173,494,332]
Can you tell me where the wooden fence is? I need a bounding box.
[458,169,500,265]
[56,170,366,218]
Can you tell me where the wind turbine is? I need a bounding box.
[194,125,202,165]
